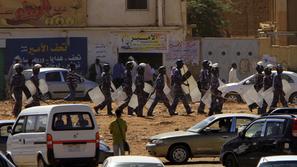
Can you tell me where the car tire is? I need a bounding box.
[225,93,241,103]
[224,154,238,167]
[37,156,49,167]
[168,145,189,164]
[289,92,297,104]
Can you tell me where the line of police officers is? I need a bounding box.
[10,59,289,118]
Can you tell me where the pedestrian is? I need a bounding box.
[88,57,102,83]
[10,63,25,117]
[117,61,134,115]
[249,62,264,114]
[209,63,224,116]
[109,109,128,156]
[134,65,146,117]
[228,63,239,83]
[147,66,177,116]
[94,64,113,115]
[8,56,22,83]
[197,60,211,114]
[270,64,288,111]
[64,63,81,101]
[170,59,193,115]
[112,60,125,88]
[261,65,273,114]
[25,64,42,108]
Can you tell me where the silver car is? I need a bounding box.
[23,67,97,99]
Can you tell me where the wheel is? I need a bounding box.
[168,145,189,164]
[224,154,238,167]
[289,93,297,104]
[225,93,241,103]
[37,157,49,167]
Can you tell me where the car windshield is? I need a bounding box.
[187,116,216,132]
[110,162,164,167]
[259,161,297,167]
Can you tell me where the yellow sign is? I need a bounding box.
[0,0,86,27]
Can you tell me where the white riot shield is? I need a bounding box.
[112,86,128,106]
[144,83,154,94]
[282,79,291,95]
[240,85,263,106]
[190,87,201,103]
[201,89,212,108]
[180,65,201,102]
[88,86,105,106]
[39,79,49,95]
[128,94,138,109]
[145,93,156,109]
[261,87,274,108]
[25,80,37,96]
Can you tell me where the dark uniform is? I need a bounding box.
[209,64,223,116]
[270,64,288,110]
[117,61,134,115]
[249,63,264,113]
[147,66,176,116]
[134,66,146,117]
[25,64,42,108]
[261,66,273,114]
[94,64,113,115]
[11,64,25,117]
[170,60,192,115]
[198,60,211,114]
[64,64,81,101]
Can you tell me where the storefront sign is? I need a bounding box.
[0,0,86,27]
[120,33,168,53]
[5,37,88,74]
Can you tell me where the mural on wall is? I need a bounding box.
[0,0,86,27]
[120,32,168,53]
[5,37,88,74]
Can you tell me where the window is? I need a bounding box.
[127,0,148,10]
[36,115,48,132]
[0,125,12,137]
[52,112,94,131]
[206,118,232,133]
[265,121,285,137]
[46,72,61,82]
[236,118,253,132]
[25,116,37,133]
[13,117,25,134]
[245,121,264,138]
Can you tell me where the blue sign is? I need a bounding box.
[5,37,88,74]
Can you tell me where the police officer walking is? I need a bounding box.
[94,64,113,115]
[270,64,288,111]
[170,59,193,115]
[261,65,273,114]
[64,63,81,101]
[117,61,134,115]
[249,62,264,113]
[209,63,223,116]
[147,66,177,117]
[134,65,146,117]
[25,64,42,108]
[197,60,211,114]
[10,63,25,117]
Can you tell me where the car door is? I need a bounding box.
[45,71,68,99]
[0,123,13,153]
[194,117,235,155]
[237,119,266,167]
[61,71,85,97]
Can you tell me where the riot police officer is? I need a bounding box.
[118,61,134,115]
[170,59,192,115]
[249,62,264,113]
[10,63,25,117]
[197,60,211,114]
[270,64,288,110]
[261,65,273,114]
[64,63,81,101]
[25,64,42,108]
[147,66,177,116]
[94,64,113,115]
[134,65,146,117]
[209,63,223,116]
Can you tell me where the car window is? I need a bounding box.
[236,117,253,132]
[245,121,264,138]
[264,120,285,137]
[13,116,25,134]
[45,72,61,82]
[52,112,94,131]
[35,115,48,132]
[206,118,232,133]
[25,116,37,133]
[282,74,294,83]
[0,125,11,137]
[188,116,216,132]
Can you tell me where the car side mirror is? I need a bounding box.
[7,126,12,134]
[203,127,212,133]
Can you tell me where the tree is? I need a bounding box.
[188,0,234,37]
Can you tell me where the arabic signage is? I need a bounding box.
[5,37,88,74]
[167,40,200,64]
[0,0,86,27]
[119,32,168,53]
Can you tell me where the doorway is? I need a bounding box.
[118,53,163,69]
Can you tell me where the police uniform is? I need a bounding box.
[134,66,146,117]
[94,64,113,115]
[25,64,42,108]
[11,64,25,117]
[270,65,288,110]
[198,60,211,114]
[261,66,273,114]
[209,64,223,116]
[147,67,176,116]
[64,64,80,101]
[170,60,192,115]
[249,62,264,113]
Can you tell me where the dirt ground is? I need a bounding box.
[0,100,295,157]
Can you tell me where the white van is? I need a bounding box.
[6,104,100,167]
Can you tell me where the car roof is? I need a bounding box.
[24,67,68,73]
[19,104,91,116]
[0,120,15,124]
[212,113,259,119]
[261,155,297,162]
[261,114,296,119]
[106,156,163,163]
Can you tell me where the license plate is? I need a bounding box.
[67,145,81,152]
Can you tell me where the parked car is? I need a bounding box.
[23,67,98,99]
[7,104,100,167]
[102,156,165,167]
[146,113,258,164]
[257,155,297,167]
[222,71,297,104]
[0,120,14,153]
[221,114,297,167]
[269,107,297,115]
[0,152,15,167]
